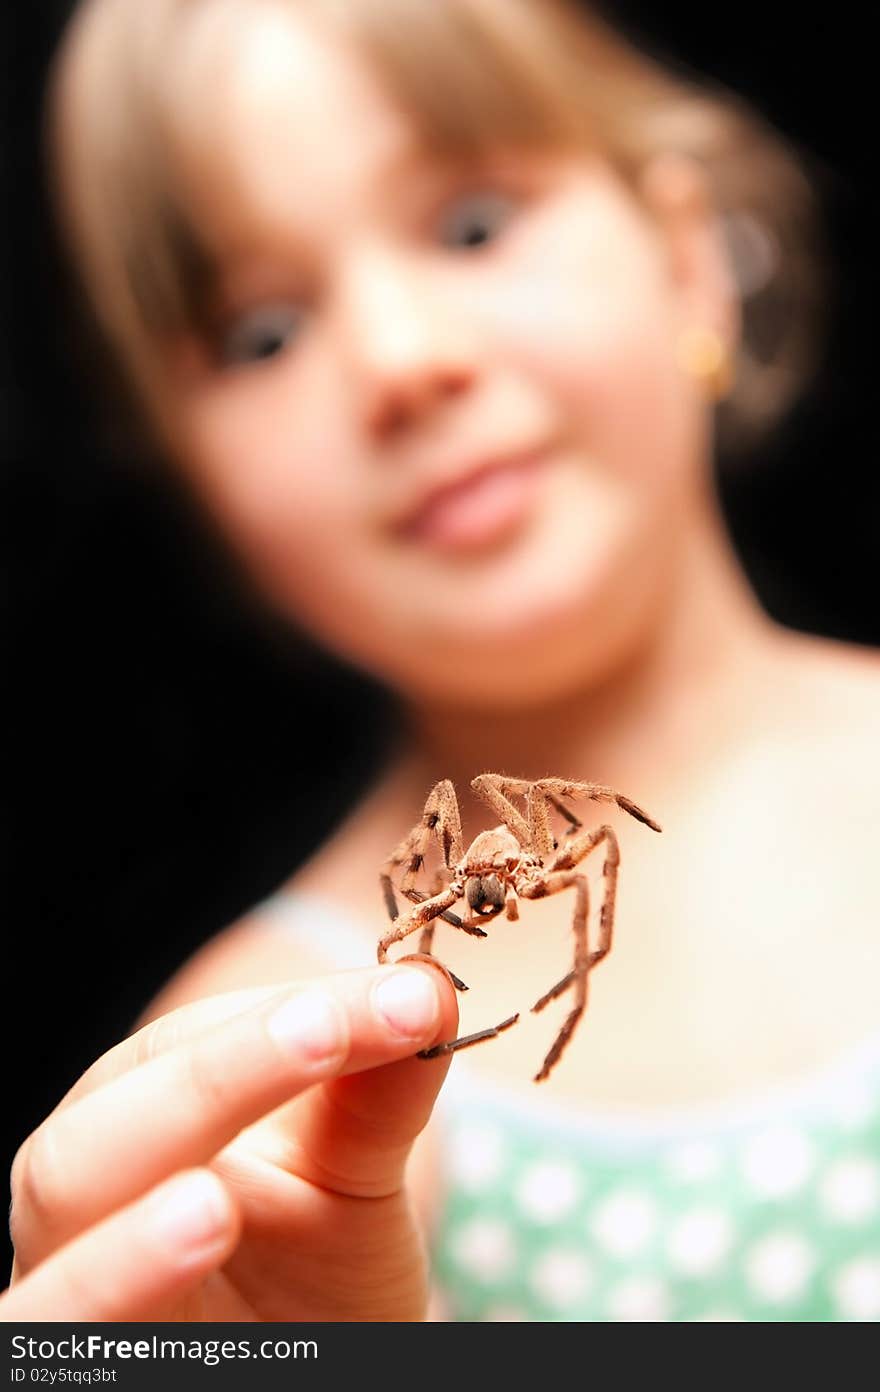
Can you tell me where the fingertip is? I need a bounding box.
[394,956,461,1061]
[149,1167,240,1259]
[372,971,437,1044]
[397,953,461,1007]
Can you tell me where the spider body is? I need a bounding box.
[459,827,531,915]
[379,773,662,1082]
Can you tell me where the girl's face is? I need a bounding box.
[163,7,735,707]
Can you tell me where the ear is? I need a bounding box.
[638,152,741,356]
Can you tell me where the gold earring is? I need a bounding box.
[675,325,734,402]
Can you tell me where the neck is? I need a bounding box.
[386,501,780,825]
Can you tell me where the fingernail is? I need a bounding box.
[151,1170,230,1251]
[374,968,440,1038]
[266,990,346,1065]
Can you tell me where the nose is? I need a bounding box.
[336,248,478,438]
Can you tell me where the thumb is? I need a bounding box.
[272,957,460,1198]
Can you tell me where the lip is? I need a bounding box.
[390,444,551,550]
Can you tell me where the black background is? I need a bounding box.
[3,2,877,1277]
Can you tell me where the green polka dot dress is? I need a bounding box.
[430,1044,880,1321]
[257,891,880,1322]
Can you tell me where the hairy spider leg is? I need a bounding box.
[547,791,582,829]
[380,879,463,932]
[412,869,452,953]
[418,1012,520,1060]
[390,888,471,992]
[396,899,520,1061]
[381,779,469,981]
[548,822,620,970]
[382,779,464,897]
[518,869,591,1082]
[380,875,466,986]
[546,791,582,846]
[471,771,661,853]
[377,884,463,965]
[469,774,538,850]
[529,777,662,834]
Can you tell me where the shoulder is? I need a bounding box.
[770,629,880,764]
[781,627,880,694]
[670,627,880,882]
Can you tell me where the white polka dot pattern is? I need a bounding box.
[530,1249,594,1309]
[515,1160,581,1224]
[448,1123,505,1193]
[269,890,880,1322]
[590,1190,657,1258]
[819,1157,880,1223]
[449,1217,516,1283]
[665,1140,722,1184]
[741,1127,814,1199]
[693,1309,745,1322]
[744,1232,816,1304]
[431,1052,880,1322]
[831,1258,880,1321]
[666,1208,733,1276]
[606,1276,671,1322]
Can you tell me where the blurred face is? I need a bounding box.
[162,6,732,707]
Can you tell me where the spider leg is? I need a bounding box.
[377,884,463,964]
[406,888,496,940]
[381,779,464,900]
[530,778,662,833]
[397,884,464,930]
[412,919,469,993]
[470,774,535,850]
[547,792,582,838]
[471,774,660,859]
[382,886,470,992]
[547,823,620,969]
[380,782,469,986]
[531,969,575,1012]
[418,1013,521,1059]
[456,904,503,934]
[517,870,590,1081]
[402,890,514,1062]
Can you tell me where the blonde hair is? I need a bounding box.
[47,0,829,456]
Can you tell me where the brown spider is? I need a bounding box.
[379,773,661,1082]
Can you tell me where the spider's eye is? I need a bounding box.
[218,302,306,367]
[437,190,519,251]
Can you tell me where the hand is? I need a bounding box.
[3,958,457,1321]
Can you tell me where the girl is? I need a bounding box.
[8,0,880,1321]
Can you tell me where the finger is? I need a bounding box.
[51,984,293,1115]
[11,962,455,1269]
[53,961,450,1114]
[268,955,460,1199]
[1,1168,240,1322]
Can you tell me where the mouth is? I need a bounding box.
[393,446,552,553]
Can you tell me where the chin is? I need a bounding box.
[279,468,667,712]
[380,532,659,712]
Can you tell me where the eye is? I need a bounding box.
[218,302,305,366]
[436,189,520,251]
